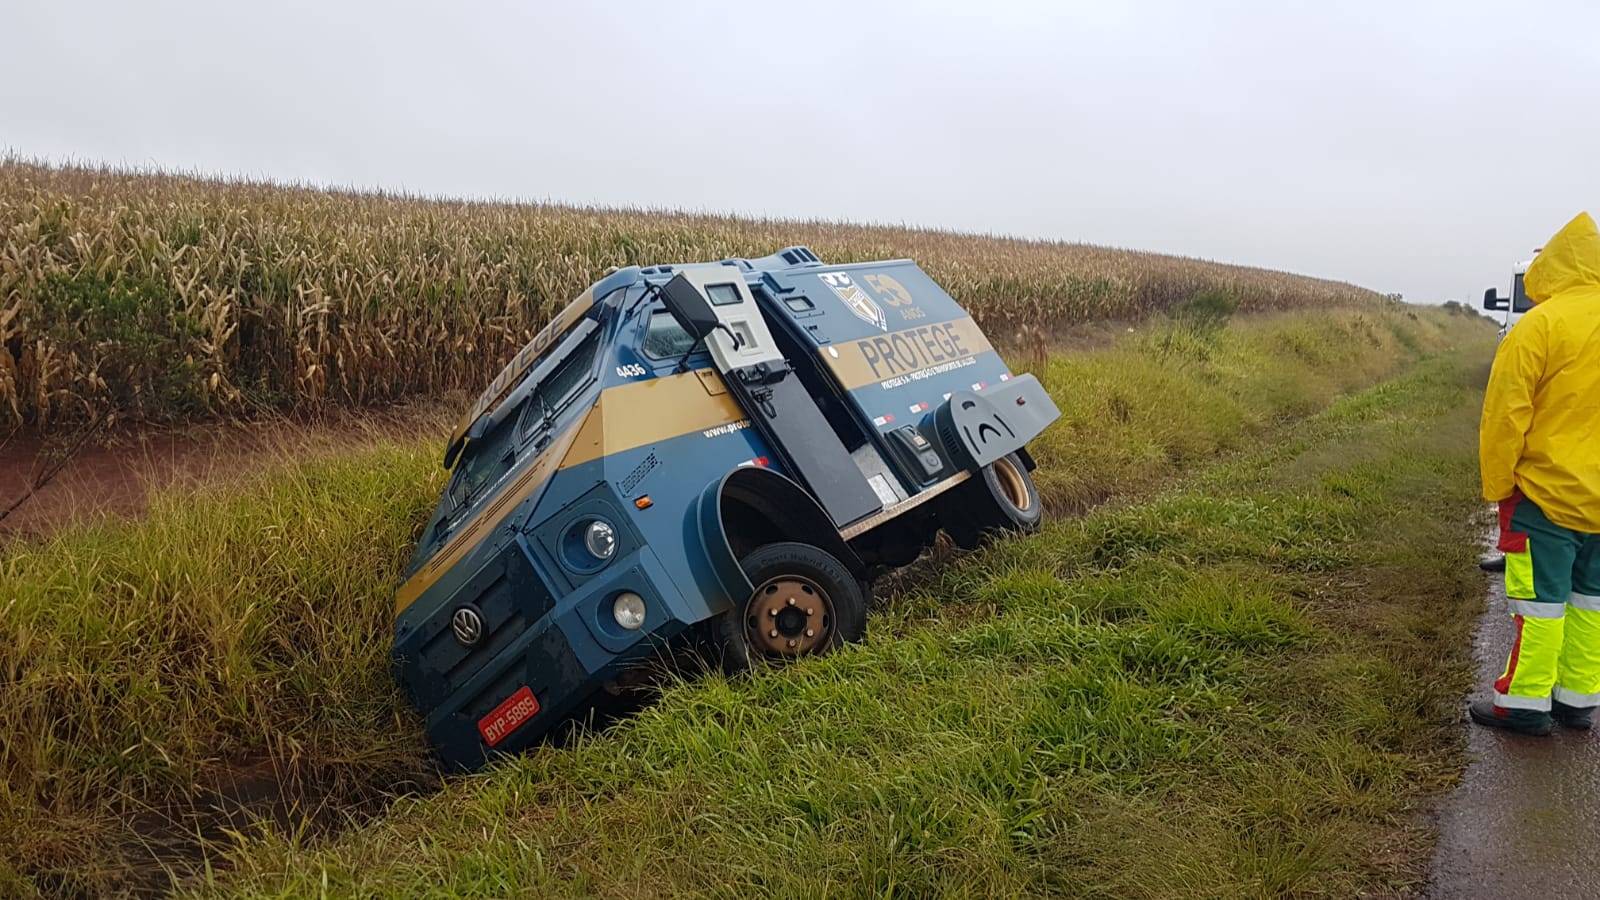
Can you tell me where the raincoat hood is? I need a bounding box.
[1524,211,1600,304]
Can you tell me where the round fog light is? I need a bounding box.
[612,591,646,631]
[584,520,617,560]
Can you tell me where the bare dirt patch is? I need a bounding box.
[0,398,461,539]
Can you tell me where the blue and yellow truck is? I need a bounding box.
[395,247,1060,769]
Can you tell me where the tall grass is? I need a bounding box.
[0,159,1388,430]
[0,441,447,896]
[0,306,1489,896]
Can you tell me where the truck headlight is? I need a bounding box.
[584,520,617,560]
[612,591,646,630]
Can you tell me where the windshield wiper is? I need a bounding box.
[527,392,554,451]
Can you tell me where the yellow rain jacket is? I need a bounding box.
[1480,211,1600,532]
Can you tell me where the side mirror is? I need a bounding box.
[1483,287,1509,311]
[660,273,721,342]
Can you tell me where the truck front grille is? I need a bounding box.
[406,544,555,709]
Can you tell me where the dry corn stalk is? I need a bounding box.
[0,158,1387,433]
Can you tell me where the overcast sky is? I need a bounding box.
[4,1,1597,306]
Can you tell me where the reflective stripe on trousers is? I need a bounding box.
[1493,496,1600,712]
[1497,600,1600,711]
[1555,604,1600,707]
[1497,612,1564,712]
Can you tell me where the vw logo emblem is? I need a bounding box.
[451,606,484,647]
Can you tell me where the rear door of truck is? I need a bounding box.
[756,261,1015,485]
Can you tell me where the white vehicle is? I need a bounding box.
[1482,251,1540,340]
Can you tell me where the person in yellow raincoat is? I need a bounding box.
[1475,211,1600,735]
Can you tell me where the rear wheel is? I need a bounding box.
[715,542,868,673]
[945,452,1042,549]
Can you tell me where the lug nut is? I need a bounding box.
[769,608,778,617]
[787,597,796,606]
[805,629,814,637]
[787,639,797,649]
[769,629,778,638]
[805,607,814,616]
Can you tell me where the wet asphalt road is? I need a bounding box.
[1426,545,1600,898]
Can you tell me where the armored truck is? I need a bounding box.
[395,247,1060,769]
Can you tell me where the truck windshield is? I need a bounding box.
[517,326,602,443]
[1513,274,1534,313]
[447,323,603,511]
[449,402,522,510]
[641,309,704,359]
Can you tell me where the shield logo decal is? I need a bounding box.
[818,272,888,331]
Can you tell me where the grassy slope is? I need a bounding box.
[202,323,1495,899]
[0,305,1492,896]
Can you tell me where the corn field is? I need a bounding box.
[0,159,1385,432]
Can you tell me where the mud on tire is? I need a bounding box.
[715,541,868,674]
[944,452,1043,549]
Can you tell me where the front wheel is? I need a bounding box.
[715,542,868,673]
[944,452,1043,549]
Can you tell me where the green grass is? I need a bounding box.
[0,306,1492,897]
[199,343,1491,899]
[1018,306,1476,510]
[0,446,449,897]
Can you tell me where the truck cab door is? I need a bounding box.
[658,268,883,529]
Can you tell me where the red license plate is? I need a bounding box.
[478,686,540,747]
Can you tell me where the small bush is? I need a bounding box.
[1167,287,1240,331]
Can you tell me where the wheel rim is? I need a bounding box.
[994,457,1033,513]
[744,575,835,658]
